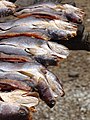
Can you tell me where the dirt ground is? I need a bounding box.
[33,0,90,120]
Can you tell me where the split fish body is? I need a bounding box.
[15,2,85,24]
[0,36,69,58]
[0,36,69,66]
[0,44,57,66]
[0,16,77,40]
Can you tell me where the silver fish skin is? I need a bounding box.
[0,70,34,91]
[0,50,64,97]
[0,52,34,63]
[0,69,64,97]
[0,71,30,81]
[0,17,48,30]
[0,62,45,79]
[40,2,85,23]
[0,44,30,56]
[0,61,64,94]
[0,24,50,40]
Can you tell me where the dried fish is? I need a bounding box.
[0,1,86,120]
[15,2,85,23]
[0,36,69,65]
[0,61,64,107]
[0,16,77,40]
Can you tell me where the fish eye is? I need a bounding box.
[47,99,56,108]
[19,106,29,116]
[78,18,82,23]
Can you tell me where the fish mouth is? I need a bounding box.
[46,99,56,108]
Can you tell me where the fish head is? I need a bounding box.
[47,41,69,59]
[65,12,82,24]
[63,4,85,23]
[37,78,56,108]
[0,101,30,119]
